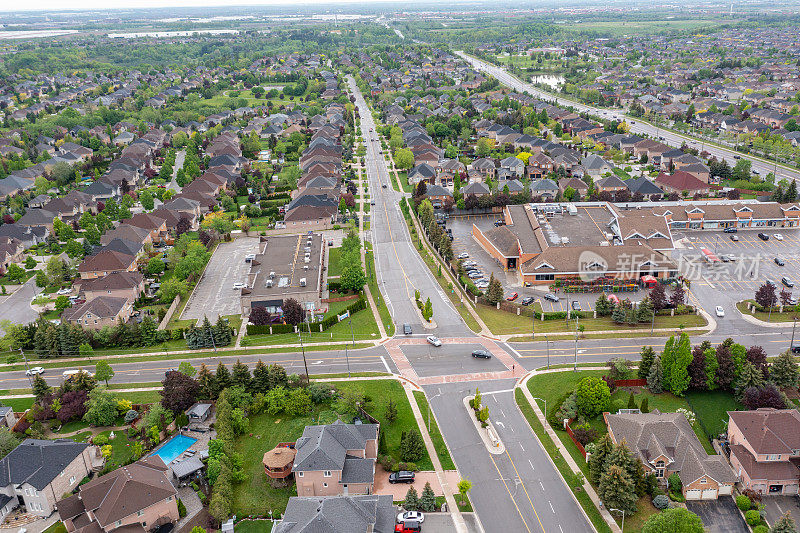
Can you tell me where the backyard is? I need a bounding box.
[231,379,432,517]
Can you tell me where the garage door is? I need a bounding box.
[783,484,798,494]
[701,489,718,500]
[686,490,702,500]
[719,485,732,495]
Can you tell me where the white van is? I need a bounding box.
[63,369,93,379]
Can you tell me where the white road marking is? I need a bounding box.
[539,481,545,491]
[495,421,505,428]
[499,408,506,417]
[380,356,391,374]
[528,459,534,471]
[549,501,555,513]
[519,443,524,452]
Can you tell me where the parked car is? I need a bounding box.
[494,220,505,227]
[715,306,725,317]
[544,293,559,302]
[389,471,415,484]
[468,271,483,279]
[25,367,44,376]
[730,235,739,241]
[723,227,737,233]
[244,254,256,262]
[471,349,492,359]
[403,324,412,335]
[426,335,442,347]
[506,292,518,301]
[521,297,535,306]
[775,257,786,266]
[774,233,784,241]
[382,184,387,189]
[397,511,425,524]
[56,288,72,295]
[758,232,770,241]
[395,521,421,533]
[783,277,795,288]
[571,301,581,311]
[457,253,469,259]
[233,282,246,289]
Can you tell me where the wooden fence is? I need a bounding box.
[613,378,647,387]
[565,418,587,459]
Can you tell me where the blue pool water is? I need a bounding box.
[151,434,197,464]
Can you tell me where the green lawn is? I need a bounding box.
[234,520,273,533]
[365,245,395,336]
[241,307,379,346]
[413,391,456,470]
[231,379,430,517]
[737,300,799,323]
[686,390,744,441]
[42,522,67,533]
[328,247,343,278]
[2,397,34,411]
[95,429,136,470]
[476,305,707,336]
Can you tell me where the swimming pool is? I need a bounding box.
[151,434,197,464]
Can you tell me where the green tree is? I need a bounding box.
[139,190,154,211]
[231,360,251,389]
[735,360,765,399]
[6,264,26,284]
[400,429,425,462]
[457,478,472,505]
[178,361,196,377]
[94,360,115,386]
[575,377,611,418]
[669,333,692,396]
[770,351,799,389]
[486,273,504,304]
[0,428,19,459]
[770,511,798,533]
[403,486,419,511]
[641,508,704,533]
[54,295,71,312]
[704,347,719,390]
[598,465,637,515]
[588,434,614,483]
[31,375,51,400]
[83,388,119,427]
[638,346,655,379]
[660,336,676,391]
[146,258,165,276]
[647,355,664,394]
[384,398,398,424]
[420,481,436,512]
[394,148,415,170]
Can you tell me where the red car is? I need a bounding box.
[506,292,518,301]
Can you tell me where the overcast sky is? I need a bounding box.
[4,0,410,12]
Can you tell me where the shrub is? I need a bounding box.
[575,377,611,418]
[652,494,670,510]
[177,498,187,518]
[668,473,682,493]
[736,494,751,512]
[745,509,761,526]
[753,526,768,533]
[93,434,109,446]
[570,423,598,446]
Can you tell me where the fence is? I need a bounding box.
[613,378,647,387]
[157,295,181,330]
[565,418,587,459]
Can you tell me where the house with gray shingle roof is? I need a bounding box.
[293,421,378,497]
[604,411,735,500]
[275,494,395,533]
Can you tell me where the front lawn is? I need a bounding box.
[737,300,799,323]
[231,379,431,517]
[234,520,273,533]
[241,307,379,346]
[413,390,456,470]
[327,247,343,278]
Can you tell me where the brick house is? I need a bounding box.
[728,408,800,495]
[57,456,179,533]
[604,411,735,500]
[292,421,378,497]
[62,296,133,329]
[77,250,137,280]
[79,271,145,303]
[0,439,101,520]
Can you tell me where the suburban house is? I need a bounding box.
[77,250,137,280]
[57,456,179,533]
[728,408,800,495]
[0,439,101,520]
[292,420,379,497]
[275,495,395,533]
[79,271,144,303]
[62,296,134,329]
[604,411,735,500]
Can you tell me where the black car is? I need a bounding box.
[759,232,770,241]
[472,349,492,359]
[723,227,737,233]
[783,277,795,288]
[494,220,506,227]
[521,296,535,306]
[775,257,786,266]
[792,344,800,354]
[403,324,412,335]
[389,471,416,484]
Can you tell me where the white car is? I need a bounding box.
[457,253,469,259]
[774,233,784,241]
[25,367,44,376]
[56,288,72,295]
[232,282,246,289]
[397,511,425,524]
[715,306,725,317]
[426,335,442,347]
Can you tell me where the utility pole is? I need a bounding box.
[297,328,310,385]
[574,316,579,372]
[545,334,550,369]
[791,317,797,352]
[345,344,351,379]
[20,348,32,388]
[651,309,656,333]
[349,314,355,346]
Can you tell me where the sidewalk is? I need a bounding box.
[402,383,468,533]
[518,372,621,533]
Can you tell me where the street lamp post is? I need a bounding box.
[610,508,625,532]
[545,334,550,369]
[792,317,797,352]
[427,392,443,433]
[532,397,547,419]
[297,328,310,385]
[574,316,579,372]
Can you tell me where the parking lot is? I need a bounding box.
[673,228,800,317]
[181,236,260,323]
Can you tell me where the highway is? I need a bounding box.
[456,51,800,184]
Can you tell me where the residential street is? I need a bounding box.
[0,277,39,335]
[456,51,800,184]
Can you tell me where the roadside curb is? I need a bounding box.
[462,395,505,455]
[517,371,621,533]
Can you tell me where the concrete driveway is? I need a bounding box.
[373,469,461,500]
[686,497,748,533]
[762,495,800,527]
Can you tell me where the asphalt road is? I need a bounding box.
[456,51,800,184]
[0,277,40,335]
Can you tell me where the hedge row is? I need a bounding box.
[246,298,367,335]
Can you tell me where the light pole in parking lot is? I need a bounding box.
[791,317,797,352]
